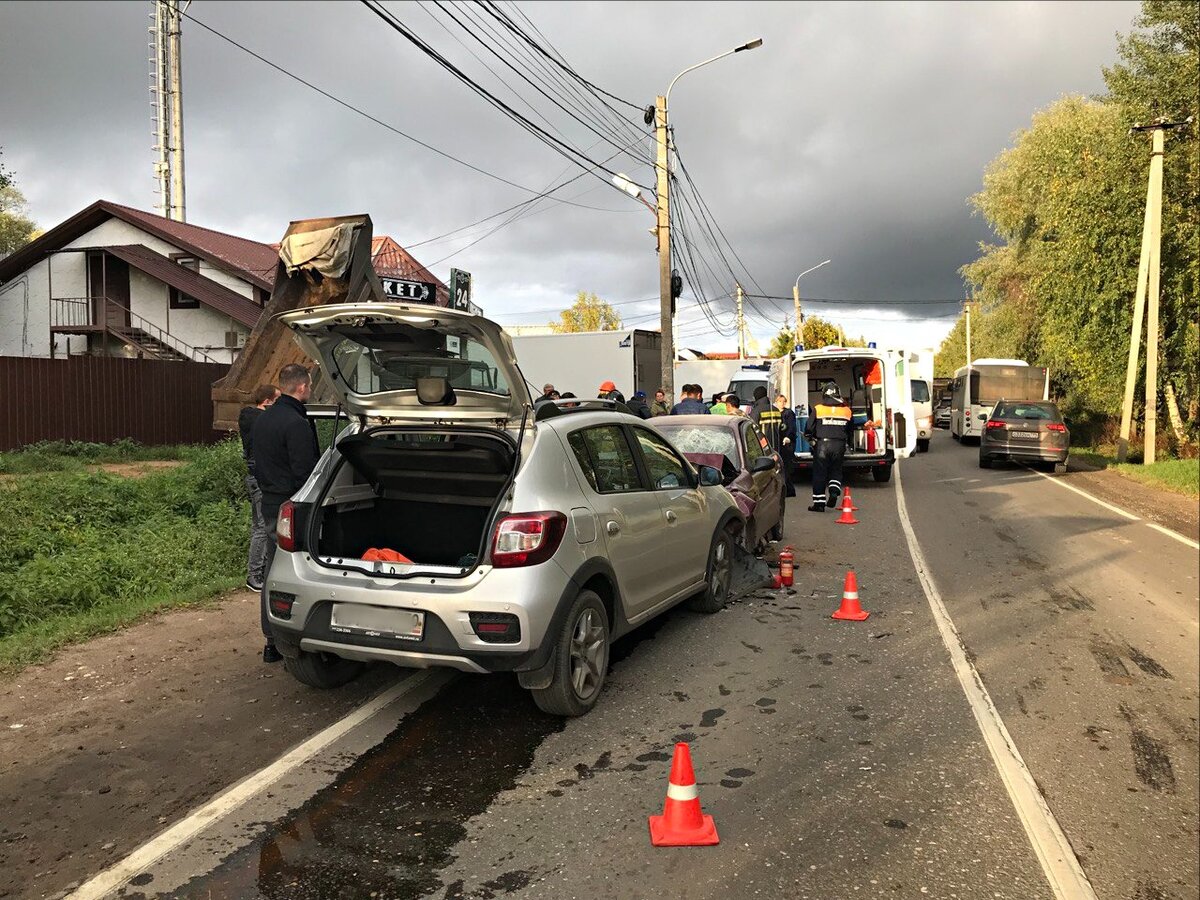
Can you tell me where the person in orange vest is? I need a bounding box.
[803,382,853,512]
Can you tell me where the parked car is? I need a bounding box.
[934,397,952,429]
[978,400,1069,472]
[265,302,746,717]
[648,415,785,549]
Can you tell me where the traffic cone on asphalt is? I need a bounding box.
[835,491,859,525]
[832,570,870,621]
[648,743,719,847]
[843,486,858,511]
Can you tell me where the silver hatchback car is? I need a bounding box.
[266,303,744,716]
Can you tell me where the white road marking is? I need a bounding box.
[894,465,1098,900]
[1024,464,1199,549]
[65,669,451,900]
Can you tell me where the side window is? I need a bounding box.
[743,424,764,462]
[633,428,691,491]
[567,426,643,494]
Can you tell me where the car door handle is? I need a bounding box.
[606,521,621,535]
[665,510,677,523]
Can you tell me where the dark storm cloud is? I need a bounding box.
[0,0,1137,348]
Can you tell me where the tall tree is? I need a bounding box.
[552,291,622,333]
[768,328,796,358]
[800,315,842,350]
[0,151,37,258]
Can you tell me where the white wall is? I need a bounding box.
[1,217,254,360]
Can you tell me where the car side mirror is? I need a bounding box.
[697,465,723,487]
[751,455,777,474]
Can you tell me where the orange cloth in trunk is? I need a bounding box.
[362,548,413,564]
[863,360,882,385]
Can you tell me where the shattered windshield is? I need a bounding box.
[328,328,510,397]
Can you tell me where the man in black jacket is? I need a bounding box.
[803,382,853,512]
[251,364,320,662]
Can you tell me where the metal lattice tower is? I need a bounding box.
[148,1,185,221]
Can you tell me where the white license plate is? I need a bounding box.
[330,603,425,641]
[1012,430,1040,439]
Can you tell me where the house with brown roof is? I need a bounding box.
[0,200,450,365]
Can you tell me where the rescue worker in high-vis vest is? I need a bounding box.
[803,382,853,512]
[750,386,781,449]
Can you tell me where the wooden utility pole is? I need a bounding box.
[735,283,745,359]
[149,0,186,222]
[655,95,673,399]
[1117,118,1191,463]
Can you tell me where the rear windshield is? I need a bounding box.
[994,402,1060,420]
[969,367,1045,405]
[653,425,740,465]
[910,380,931,403]
[327,328,510,397]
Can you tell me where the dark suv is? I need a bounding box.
[979,400,1069,472]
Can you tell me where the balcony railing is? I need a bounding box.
[50,296,220,364]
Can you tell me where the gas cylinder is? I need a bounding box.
[779,547,794,587]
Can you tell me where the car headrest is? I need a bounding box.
[416,376,457,406]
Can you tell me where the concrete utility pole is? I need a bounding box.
[792,259,831,348]
[654,95,673,399]
[735,283,746,359]
[166,0,186,222]
[964,301,972,366]
[149,0,186,221]
[1117,118,1191,464]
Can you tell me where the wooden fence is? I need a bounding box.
[0,356,230,450]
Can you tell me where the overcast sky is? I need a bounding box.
[1,0,1138,352]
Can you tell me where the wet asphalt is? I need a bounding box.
[116,432,1196,900]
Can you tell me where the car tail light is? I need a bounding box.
[469,612,521,643]
[268,591,295,619]
[1046,422,1067,432]
[491,512,567,568]
[277,500,297,551]
[986,420,1006,430]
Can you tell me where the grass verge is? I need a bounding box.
[0,438,206,475]
[0,439,250,673]
[0,576,243,674]
[1071,446,1199,498]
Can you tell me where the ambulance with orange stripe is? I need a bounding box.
[772,345,918,484]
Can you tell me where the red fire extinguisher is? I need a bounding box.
[779,547,794,587]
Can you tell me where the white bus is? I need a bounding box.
[950,359,1049,441]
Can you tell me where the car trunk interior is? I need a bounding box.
[313,429,515,570]
[800,357,886,456]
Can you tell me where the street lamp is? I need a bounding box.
[793,259,832,344]
[651,37,763,400]
[611,173,657,218]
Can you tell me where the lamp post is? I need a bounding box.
[793,259,831,346]
[651,38,763,400]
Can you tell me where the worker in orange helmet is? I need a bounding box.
[598,380,626,404]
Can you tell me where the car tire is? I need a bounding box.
[530,590,609,717]
[872,465,893,483]
[689,529,734,614]
[917,438,930,453]
[768,493,785,542]
[978,455,991,469]
[284,649,364,690]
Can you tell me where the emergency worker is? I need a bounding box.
[803,382,852,512]
[751,386,781,449]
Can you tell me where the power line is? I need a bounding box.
[178,7,628,214]
[744,294,967,305]
[361,1,653,193]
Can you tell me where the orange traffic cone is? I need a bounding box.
[835,491,859,525]
[843,486,858,511]
[649,743,719,847]
[832,570,870,621]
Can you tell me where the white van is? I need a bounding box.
[779,347,917,483]
[726,363,772,410]
[911,378,933,452]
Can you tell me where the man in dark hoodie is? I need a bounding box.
[251,364,320,662]
[626,391,653,419]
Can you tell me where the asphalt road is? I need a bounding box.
[18,431,1200,900]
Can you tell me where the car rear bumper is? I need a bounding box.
[792,450,895,471]
[265,549,575,674]
[981,445,1068,464]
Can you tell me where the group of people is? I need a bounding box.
[239,363,320,665]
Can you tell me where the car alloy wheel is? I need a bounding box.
[710,536,732,605]
[569,607,607,701]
